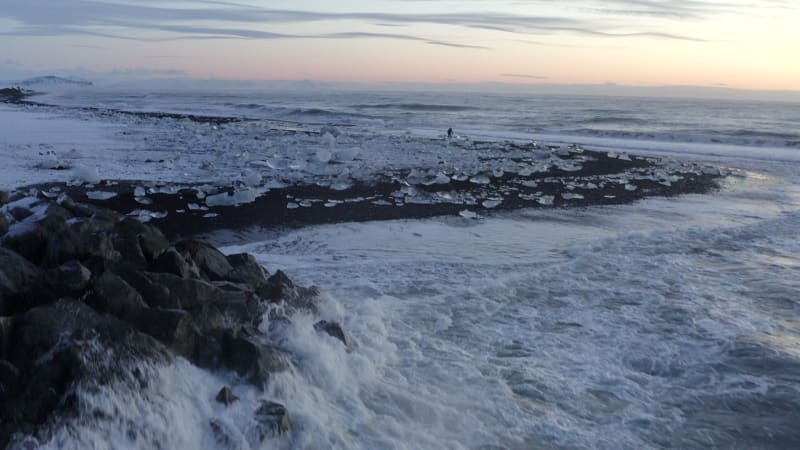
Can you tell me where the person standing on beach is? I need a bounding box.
[447,128,453,139]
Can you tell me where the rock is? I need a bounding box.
[193,331,224,369]
[0,360,19,398]
[9,206,33,222]
[46,230,118,268]
[43,260,91,297]
[2,300,172,444]
[0,191,8,207]
[209,419,246,450]
[314,320,352,350]
[57,195,96,218]
[87,272,147,320]
[223,333,289,388]
[254,401,291,439]
[113,218,169,264]
[215,386,239,406]
[3,210,70,265]
[225,253,269,286]
[175,240,233,281]
[150,248,200,279]
[255,270,295,301]
[113,266,177,309]
[129,308,199,358]
[0,317,12,358]
[146,272,221,310]
[0,247,43,315]
[0,213,8,236]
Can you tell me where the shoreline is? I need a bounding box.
[16,145,722,240]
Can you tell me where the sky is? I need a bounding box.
[1,0,799,92]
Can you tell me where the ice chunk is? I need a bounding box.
[316,148,332,164]
[561,193,584,200]
[482,199,503,209]
[537,195,555,205]
[242,171,262,186]
[205,192,237,207]
[625,184,638,191]
[470,175,490,185]
[286,202,300,209]
[233,188,257,204]
[85,191,117,201]
[335,147,359,162]
[321,132,336,148]
[459,210,479,219]
[73,165,101,184]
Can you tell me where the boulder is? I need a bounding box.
[225,253,269,286]
[0,360,19,399]
[150,248,200,279]
[3,210,70,265]
[0,191,8,207]
[56,195,96,218]
[209,419,246,450]
[223,333,289,388]
[87,272,147,320]
[9,206,33,222]
[0,247,44,315]
[175,240,233,281]
[113,218,169,264]
[43,260,92,297]
[45,230,118,268]
[113,267,177,309]
[314,320,352,350]
[0,213,8,236]
[146,272,221,310]
[254,401,291,439]
[215,386,239,406]
[129,308,199,358]
[255,270,295,302]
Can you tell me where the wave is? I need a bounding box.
[580,116,648,125]
[567,128,800,148]
[351,103,479,112]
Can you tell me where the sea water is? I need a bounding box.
[15,88,800,449]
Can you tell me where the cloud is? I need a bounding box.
[502,73,548,79]
[0,0,720,47]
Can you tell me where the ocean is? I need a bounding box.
[5,88,800,449]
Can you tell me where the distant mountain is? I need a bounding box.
[17,76,93,88]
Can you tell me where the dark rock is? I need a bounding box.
[150,248,200,279]
[113,218,169,264]
[87,272,147,320]
[215,288,262,328]
[256,270,319,313]
[129,308,199,358]
[0,213,8,236]
[9,206,33,222]
[255,270,295,301]
[2,300,172,444]
[254,401,291,439]
[0,191,8,207]
[146,272,221,310]
[193,331,224,369]
[175,240,233,281]
[0,360,19,398]
[0,247,43,315]
[43,260,92,297]
[225,253,269,286]
[45,229,118,268]
[0,317,12,358]
[57,195,95,218]
[223,333,289,388]
[215,386,239,406]
[209,419,245,450]
[187,302,225,332]
[113,266,177,309]
[314,320,352,350]
[3,210,70,265]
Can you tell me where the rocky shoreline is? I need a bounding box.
[0,191,349,448]
[19,144,723,240]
